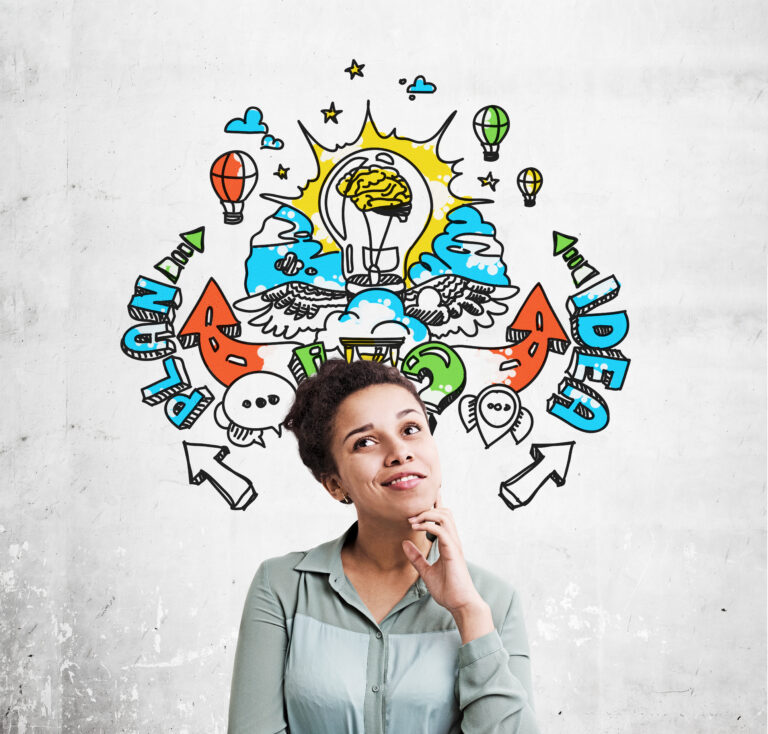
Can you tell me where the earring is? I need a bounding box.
[341,493,353,505]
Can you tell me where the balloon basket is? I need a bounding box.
[524,200,536,208]
[224,212,243,225]
[483,152,499,162]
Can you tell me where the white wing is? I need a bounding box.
[234,282,348,339]
[404,275,519,339]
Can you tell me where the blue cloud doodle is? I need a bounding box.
[407,75,437,94]
[261,135,284,150]
[225,107,268,134]
[339,290,428,341]
[317,289,430,353]
[407,205,511,286]
[244,206,344,293]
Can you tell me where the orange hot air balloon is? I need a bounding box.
[210,151,258,225]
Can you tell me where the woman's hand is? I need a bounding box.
[402,492,495,643]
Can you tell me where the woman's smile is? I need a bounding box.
[323,383,441,516]
[381,472,425,490]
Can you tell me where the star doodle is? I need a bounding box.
[273,164,290,180]
[321,101,343,124]
[478,172,500,192]
[344,59,365,79]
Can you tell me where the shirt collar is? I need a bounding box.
[293,521,440,595]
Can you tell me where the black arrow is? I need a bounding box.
[499,442,574,510]
[183,442,256,510]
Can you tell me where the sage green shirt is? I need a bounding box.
[228,523,539,734]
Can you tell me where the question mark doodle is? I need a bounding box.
[401,342,466,430]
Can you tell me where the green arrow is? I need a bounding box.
[553,231,578,256]
[180,226,205,252]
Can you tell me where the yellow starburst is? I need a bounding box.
[262,103,481,287]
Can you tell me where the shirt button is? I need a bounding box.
[372,685,380,692]
[376,631,382,639]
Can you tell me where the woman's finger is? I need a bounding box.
[409,520,452,543]
[409,507,450,522]
[408,508,455,530]
[401,540,431,577]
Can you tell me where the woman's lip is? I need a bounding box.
[383,475,424,491]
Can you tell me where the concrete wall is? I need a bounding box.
[1,1,765,732]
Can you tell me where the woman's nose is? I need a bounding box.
[384,436,413,465]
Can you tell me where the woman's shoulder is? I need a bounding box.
[249,532,342,599]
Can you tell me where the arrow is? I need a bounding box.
[178,278,293,386]
[496,284,570,390]
[457,284,570,391]
[498,441,574,510]
[180,226,205,252]
[183,442,256,510]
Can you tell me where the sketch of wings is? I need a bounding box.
[403,275,519,338]
[234,282,348,339]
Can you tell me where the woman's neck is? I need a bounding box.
[344,516,433,574]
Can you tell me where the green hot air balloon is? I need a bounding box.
[473,105,509,161]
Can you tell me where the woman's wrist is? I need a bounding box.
[451,598,494,645]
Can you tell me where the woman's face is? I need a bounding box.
[324,383,441,522]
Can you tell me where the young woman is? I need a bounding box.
[228,359,539,734]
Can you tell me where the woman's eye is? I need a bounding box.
[403,423,421,435]
[353,437,375,450]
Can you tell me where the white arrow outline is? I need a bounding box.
[183,442,257,510]
[498,441,575,510]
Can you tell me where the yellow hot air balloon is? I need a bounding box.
[516,167,542,207]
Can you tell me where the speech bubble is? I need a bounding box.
[459,384,533,448]
[477,387,520,444]
[214,372,295,447]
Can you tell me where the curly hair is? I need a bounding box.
[284,359,426,482]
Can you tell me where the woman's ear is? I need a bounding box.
[321,473,346,502]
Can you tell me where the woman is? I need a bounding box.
[228,359,540,734]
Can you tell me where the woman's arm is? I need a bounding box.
[228,560,290,734]
[455,589,539,734]
[404,496,540,733]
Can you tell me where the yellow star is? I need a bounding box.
[273,165,289,180]
[321,101,343,124]
[344,59,365,79]
[478,171,499,192]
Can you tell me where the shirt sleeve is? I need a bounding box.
[455,589,540,734]
[228,560,290,734]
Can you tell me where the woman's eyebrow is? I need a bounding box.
[397,408,419,418]
[342,409,419,444]
[343,423,373,444]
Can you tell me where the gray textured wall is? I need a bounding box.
[1,1,766,732]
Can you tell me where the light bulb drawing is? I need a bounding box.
[517,167,543,207]
[320,149,432,294]
[473,105,509,161]
[210,150,258,225]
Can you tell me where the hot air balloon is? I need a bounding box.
[210,151,258,225]
[517,167,543,207]
[473,105,509,161]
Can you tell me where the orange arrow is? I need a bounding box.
[178,279,275,386]
[486,283,570,391]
